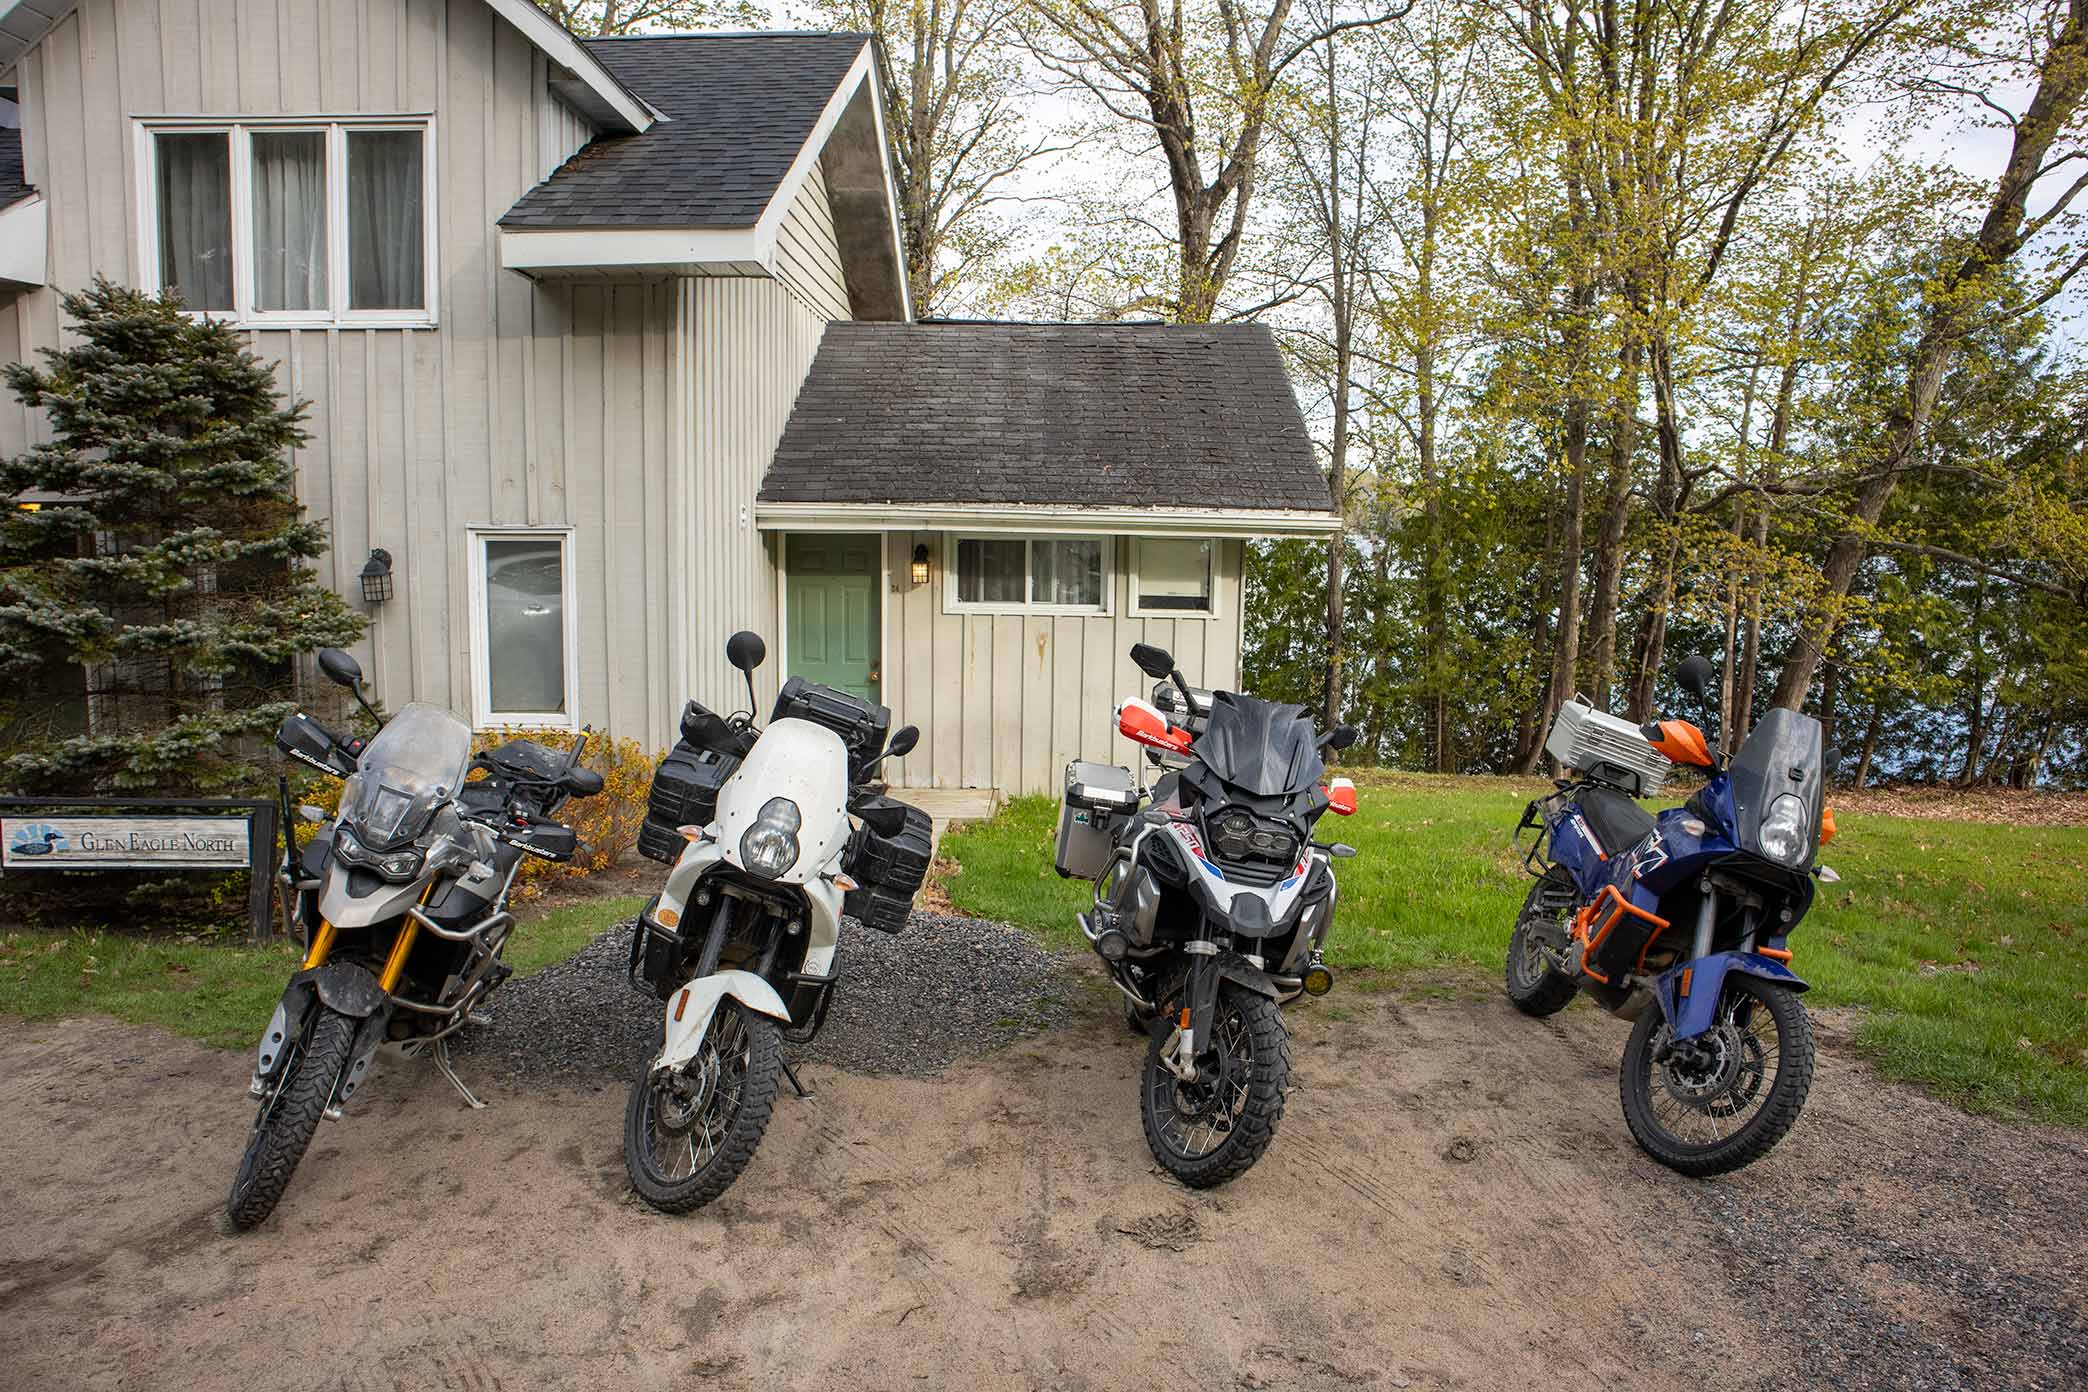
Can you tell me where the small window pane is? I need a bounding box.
[155,133,233,311]
[1138,539,1213,612]
[483,537,566,715]
[957,538,1025,604]
[1034,538,1104,608]
[347,130,425,310]
[250,131,328,311]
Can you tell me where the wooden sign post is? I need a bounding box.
[0,798,281,940]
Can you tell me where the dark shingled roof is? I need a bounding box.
[0,129,32,211]
[499,33,867,229]
[759,323,1332,512]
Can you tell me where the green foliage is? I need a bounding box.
[942,778,2088,1125]
[0,280,364,797]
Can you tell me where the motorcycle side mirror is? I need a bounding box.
[317,648,363,689]
[1674,654,1715,703]
[1129,642,1175,680]
[1327,843,1358,858]
[297,805,328,823]
[1822,743,1842,769]
[1322,724,1360,752]
[886,725,920,759]
[725,631,767,673]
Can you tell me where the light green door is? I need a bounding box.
[786,534,881,704]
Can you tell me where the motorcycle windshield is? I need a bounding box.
[1192,691,1324,797]
[1726,706,1825,865]
[341,702,471,850]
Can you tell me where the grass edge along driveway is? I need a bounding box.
[939,771,2088,1129]
[0,894,646,1051]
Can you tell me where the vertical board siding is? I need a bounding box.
[879,535,1246,795]
[772,160,850,324]
[679,277,826,740]
[3,0,678,749]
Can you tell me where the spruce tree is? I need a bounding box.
[0,279,364,796]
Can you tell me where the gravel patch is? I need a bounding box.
[453,909,1077,1083]
[1697,1051,2088,1392]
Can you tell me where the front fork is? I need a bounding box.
[1161,942,1223,1082]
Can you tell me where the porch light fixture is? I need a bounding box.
[910,543,931,586]
[358,548,395,604]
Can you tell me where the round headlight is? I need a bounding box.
[1758,794,1810,866]
[740,797,802,879]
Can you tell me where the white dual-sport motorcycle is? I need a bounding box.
[622,630,924,1211]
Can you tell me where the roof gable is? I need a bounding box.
[501,33,868,230]
[759,323,1331,515]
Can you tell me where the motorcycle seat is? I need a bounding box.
[1578,784,1656,856]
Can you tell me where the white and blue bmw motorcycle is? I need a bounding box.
[1056,642,1359,1187]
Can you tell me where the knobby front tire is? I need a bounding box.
[624,999,782,1214]
[227,1006,357,1230]
[1140,982,1290,1189]
[1620,974,1815,1177]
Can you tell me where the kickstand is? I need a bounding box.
[780,1057,813,1101]
[415,1036,487,1110]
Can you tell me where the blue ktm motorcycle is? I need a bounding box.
[1507,655,1840,1175]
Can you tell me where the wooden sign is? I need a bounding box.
[2,814,252,869]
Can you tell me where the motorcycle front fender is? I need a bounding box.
[1656,951,1810,1042]
[1214,953,1283,999]
[655,970,793,1073]
[252,961,386,1083]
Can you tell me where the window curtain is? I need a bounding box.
[348,131,424,310]
[1034,539,1104,607]
[250,132,327,312]
[958,538,1025,603]
[155,133,233,311]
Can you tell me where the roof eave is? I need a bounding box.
[483,0,655,133]
[752,501,1340,538]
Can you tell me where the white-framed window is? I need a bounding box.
[944,534,1112,615]
[1131,537,1218,618]
[467,528,578,729]
[135,117,437,327]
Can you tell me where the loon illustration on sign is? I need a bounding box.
[9,823,67,857]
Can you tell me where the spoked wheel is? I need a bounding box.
[1620,973,1815,1177]
[227,1006,357,1230]
[624,998,782,1213]
[1505,867,1580,1017]
[1140,982,1290,1188]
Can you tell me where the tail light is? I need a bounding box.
[1327,778,1357,816]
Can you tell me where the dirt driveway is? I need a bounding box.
[2,984,2083,1392]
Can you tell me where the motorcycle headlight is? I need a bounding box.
[334,826,428,883]
[1758,794,1811,866]
[740,797,802,879]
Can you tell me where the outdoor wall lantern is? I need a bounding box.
[910,543,932,586]
[358,548,395,604]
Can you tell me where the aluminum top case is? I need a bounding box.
[1544,695,1668,798]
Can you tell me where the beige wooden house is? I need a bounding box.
[0,0,1335,796]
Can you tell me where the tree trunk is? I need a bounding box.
[1584,340,1642,710]
[1854,701,1883,788]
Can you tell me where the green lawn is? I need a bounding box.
[941,772,2088,1127]
[0,892,645,1051]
